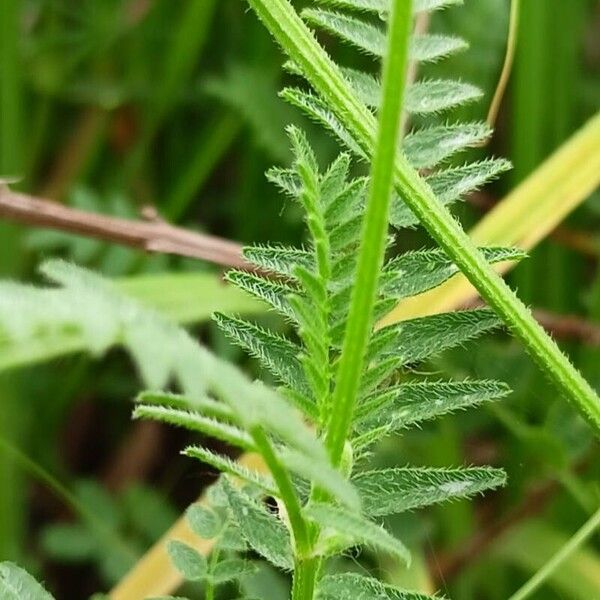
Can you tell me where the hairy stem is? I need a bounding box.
[291,557,320,600]
[246,0,600,436]
[325,0,413,465]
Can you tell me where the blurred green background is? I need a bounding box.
[0,0,599,598]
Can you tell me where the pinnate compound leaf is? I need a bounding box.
[412,34,468,62]
[167,541,208,581]
[318,573,444,600]
[390,160,512,228]
[320,152,352,208]
[368,309,500,364]
[133,405,254,450]
[304,10,466,63]
[406,80,482,114]
[214,313,308,393]
[353,467,507,517]
[225,271,299,321]
[0,260,212,394]
[341,70,480,115]
[404,122,491,169]
[222,479,294,570]
[136,391,235,422]
[243,245,312,278]
[357,379,511,431]
[382,247,526,299]
[0,562,54,600]
[426,159,512,204]
[306,504,410,565]
[315,0,461,15]
[281,88,367,159]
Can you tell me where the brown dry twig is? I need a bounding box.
[0,185,252,271]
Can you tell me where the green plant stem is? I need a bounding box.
[250,428,310,556]
[325,0,412,465]
[205,545,220,600]
[507,506,600,600]
[291,557,320,600]
[245,0,600,437]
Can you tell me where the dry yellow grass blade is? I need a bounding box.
[109,112,600,599]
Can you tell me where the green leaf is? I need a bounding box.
[280,88,367,159]
[136,391,236,422]
[217,523,249,553]
[404,122,491,169]
[267,166,303,198]
[382,247,526,299]
[306,504,411,565]
[357,379,511,431]
[406,80,482,114]
[390,160,512,228]
[222,479,294,570]
[427,159,513,204]
[320,152,352,208]
[324,177,367,229]
[225,270,299,321]
[117,271,263,326]
[329,215,363,253]
[411,34,468,62]
[303,10,466,62]
[367,309,500,364]
[249,0,600,448]
[207,358,324,460]
[317,573,443,599]
[183,446,277,497]
[0,562,54,600]
[278,448,360,510]
[243,245,312,278]
[353,467,506,517]
[341,70,480,115]
[213,313,308,393]
[186,504,224,539]
[166,540,208,581]
[314,0,462,14]
[0,261,224,395]
[211,559,259,584]
[133,405,255,450]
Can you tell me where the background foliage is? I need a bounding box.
[0,0,599,598]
